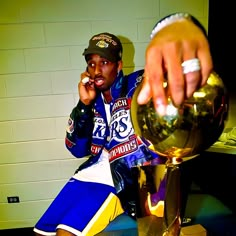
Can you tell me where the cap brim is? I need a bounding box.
[83,48,116,62]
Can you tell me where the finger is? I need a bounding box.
[137,76,152,104]
[184,70,201,98]
[163,44,185,107]
[138,73,168,116]
[181,57,201,99]
[174,38,205,102]
[138,46,167,111]
[183,44,213,98]
[197,44,213,86]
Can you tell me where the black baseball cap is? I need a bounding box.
[83,32,123,62]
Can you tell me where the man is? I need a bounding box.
[34,12,213,236]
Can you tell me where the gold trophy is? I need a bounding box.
[131,72,229,235]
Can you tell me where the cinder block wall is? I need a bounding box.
[0,0,209,229]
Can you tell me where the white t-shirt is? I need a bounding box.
[73,149,114,187]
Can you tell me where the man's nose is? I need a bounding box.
[94,65,102,75]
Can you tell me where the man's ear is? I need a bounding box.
[118,60,123,71]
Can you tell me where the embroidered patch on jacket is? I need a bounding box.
[65,137,75,148]
[66,117,74,134]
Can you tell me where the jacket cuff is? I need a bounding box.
[75,100,93,116]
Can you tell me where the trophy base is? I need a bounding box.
[180,224,207,236]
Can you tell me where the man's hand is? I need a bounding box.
[138,19,213,115]
[78,72,96,105]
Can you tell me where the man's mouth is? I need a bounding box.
[94,77,104,87]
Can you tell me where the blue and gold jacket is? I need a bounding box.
[65,69,163,213]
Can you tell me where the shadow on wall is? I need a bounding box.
[117,35,135,74]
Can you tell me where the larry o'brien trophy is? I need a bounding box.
[131,72,229,236]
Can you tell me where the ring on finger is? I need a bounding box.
[181,58,201,74]
[81,77,90,84]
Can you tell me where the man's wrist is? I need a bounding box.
[151,12,207,39]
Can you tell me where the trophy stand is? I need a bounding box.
[162,159,181,236]
[132,156,187,236]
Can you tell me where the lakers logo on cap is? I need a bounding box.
[96,40,109,48]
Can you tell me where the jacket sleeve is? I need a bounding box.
[65,100,94,158]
